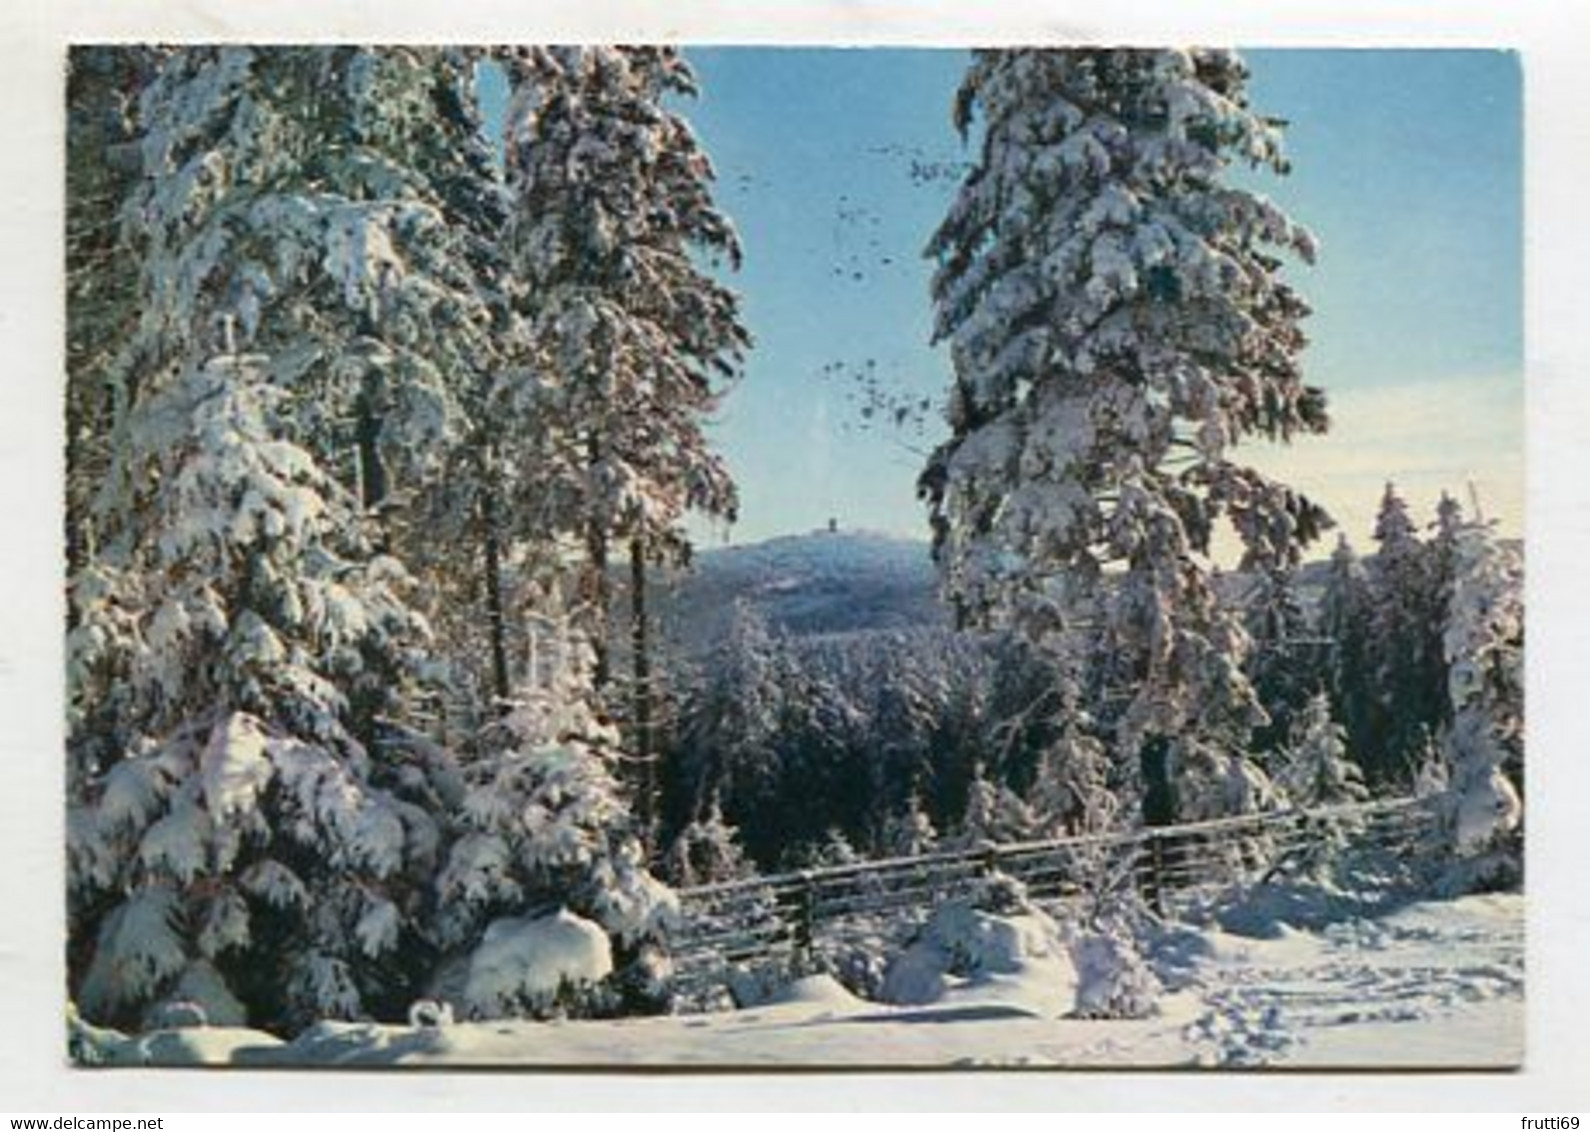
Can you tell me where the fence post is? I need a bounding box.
[792,871,817,968]
[1147,831,1167,917]
[980,842,1021,911]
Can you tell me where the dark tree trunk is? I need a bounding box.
[586,518,611,690]
[1140,733,1177,827]
[63,397,90,591]
[356,395,388,509]
[586,436,611,690]
[480,481,511,713]
[630,536,654,844]
[1139,732,1178,915]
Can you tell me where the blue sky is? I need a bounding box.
[485,49,1523,554]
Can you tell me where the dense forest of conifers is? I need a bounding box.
[655,488,1521,878]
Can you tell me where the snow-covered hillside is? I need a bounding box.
[77,892,1522,1069]
[651,529,1376,659]
[651,529,945,655]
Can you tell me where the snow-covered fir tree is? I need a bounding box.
[65,46,162,580]
[1439,519,1523,888]
[66,46,521,1031]
[1412,728,1449,798]
[663,794,754,887]
[1372,480,1419,552]
[494,46,750,844]
[1243,564,1317,760]
[498,46,748,696]
[1429,492,1467,595]
[1176,742,1284,823]
[65,46,166,804]
[1317,534,1376,777]
[1366,482,1445,783]
[671,601,785,848]
[1276,692,1368,809]
[957,762,1037,846]
[1028,719,1117,838]
[1265,696,1363,897]
[435,618,677,1017]
[1010,635,1118,837]
[107,47,511,746]
[921,49,1329,829]
[1419,492,1469,746]
[68,46,502,759]
[67,351,443,1031]
[378,49,529,721]
[879,791,941,858]
[102,48,494,499]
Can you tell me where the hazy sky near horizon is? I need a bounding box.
[487,49,1523,556]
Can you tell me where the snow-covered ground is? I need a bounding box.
[81,891,1522,1070]
[1170,892,1522,1068]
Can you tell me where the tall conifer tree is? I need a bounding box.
[66,46,499,1029]
[921,49,1329,824]
[498,47,750,834]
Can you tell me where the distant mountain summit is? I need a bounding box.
[653,529,946,656]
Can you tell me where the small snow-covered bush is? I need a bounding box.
[1187,876,1379,939]
[980,870,1032,915]
[407,998,454,1028]
[879,941,951,1008]
[819,947,890,1004]
[1277,693,1368,809]
[1069,929,1162,1019]
[1054,859,1164,1019]
[461,909,614,1019]
[147,1001,210,1031]
[879,900,1078,1012]
[806,912,921,1003]
[723,961,796,1010]
[68,1004,129,1067]
[145,962,248,1030]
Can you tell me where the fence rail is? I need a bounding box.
[669,795,1438,981]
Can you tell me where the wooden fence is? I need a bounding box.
[668,794,1439,981]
